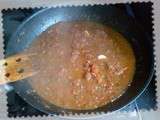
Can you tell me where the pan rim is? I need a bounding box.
[5,6,155,117]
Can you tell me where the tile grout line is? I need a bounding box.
[0,9,8,119]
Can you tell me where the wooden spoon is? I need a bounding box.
[0,53,37,85]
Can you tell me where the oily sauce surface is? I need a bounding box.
[26,21,135,110]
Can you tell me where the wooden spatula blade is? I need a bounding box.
[0,53,37,85]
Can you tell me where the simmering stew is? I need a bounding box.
[25,21,135,110]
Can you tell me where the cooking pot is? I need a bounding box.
[5,5,154,115]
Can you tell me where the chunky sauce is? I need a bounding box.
[26,21,135,110]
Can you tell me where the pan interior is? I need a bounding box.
[23,21,136,110]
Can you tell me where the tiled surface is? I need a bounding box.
[1,4,156,117]
[0,0,159,120]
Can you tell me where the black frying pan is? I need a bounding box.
[5,5,154,115]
